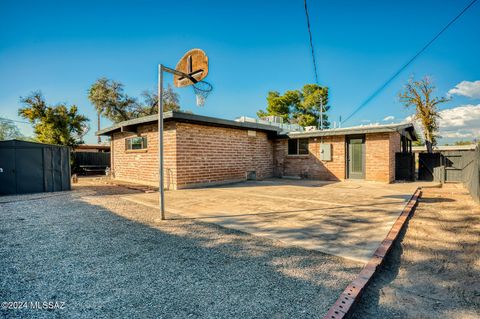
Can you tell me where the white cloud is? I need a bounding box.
[438,104,480,139]
[404,104,480,141]
[440,131,476,139]
[448,80,480,99]
[383,115,395,121]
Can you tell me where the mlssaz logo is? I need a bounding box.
[29,301,66,310]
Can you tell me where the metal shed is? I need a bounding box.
[0,140,71,195]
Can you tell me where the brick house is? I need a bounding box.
[96,111,416,189]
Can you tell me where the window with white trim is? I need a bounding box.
[125,136,148,150]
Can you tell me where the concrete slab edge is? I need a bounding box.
[322,187,422,319]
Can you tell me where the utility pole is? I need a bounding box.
[97,112,101,143]
[318,97,324,130]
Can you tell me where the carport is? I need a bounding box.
[122,179,420,263]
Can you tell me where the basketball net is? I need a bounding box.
[195,95,206,107]
[192,80,213,107]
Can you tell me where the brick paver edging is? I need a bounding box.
[323,187,423,319]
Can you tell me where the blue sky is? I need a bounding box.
[1,0,479,144]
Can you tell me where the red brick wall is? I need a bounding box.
[274,136,345,181]
[365,132,400,183]
[110,121,401,187]
[275,133,400,183]
[175,123,274,188]
[111,122,177,188]
[111,121,274,189]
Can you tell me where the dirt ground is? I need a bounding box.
[352,185,480,319]
[0,181,362,319]
[119,178,421,263]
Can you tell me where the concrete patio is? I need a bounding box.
[122,179,425,263]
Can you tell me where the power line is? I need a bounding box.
[304,0,326,130]
[341,0,479,125]
[0,117,30,125]
[304,0,319,84]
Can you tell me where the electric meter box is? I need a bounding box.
[320,143,332,161]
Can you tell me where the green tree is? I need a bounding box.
[257,90,301,123]
[88,78,181,123]
[18,92,89,147]
[136,85,180,117]
[399,77,449,153]
[454,140,475,146]
[257,84,330,128]
[294,84,330,128]
[88,78,138,123]
[0,120,24,140]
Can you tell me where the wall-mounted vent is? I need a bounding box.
[246,171,257,180]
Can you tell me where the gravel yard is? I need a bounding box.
[0,182,362,318]
[352,186,480,319]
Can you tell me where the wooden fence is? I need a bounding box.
[71,152,110,174]
[418,147,479,202]
[462,146,479,203]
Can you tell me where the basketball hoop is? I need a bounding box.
[192,80,213,107]
[157,48,212,221]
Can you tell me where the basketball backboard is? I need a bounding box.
[174,49,209,88]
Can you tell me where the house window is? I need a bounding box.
[288,138,309,155]
[126,136,147,150]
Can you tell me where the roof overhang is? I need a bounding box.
[412,144,477,152]
[96,111,282,136]
[286,123,417,141]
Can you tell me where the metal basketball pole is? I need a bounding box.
[157,64,200,221]
[158,64,165,220]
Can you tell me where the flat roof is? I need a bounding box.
[412,144,477,152]
[286,123,416,139]
[96,111,283,136]
[0,139,69,148]
[96,112,417,141]
[75,144,110,150]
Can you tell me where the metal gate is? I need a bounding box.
[443,151,465,182]
[418,153,443,181]
[418,150,477,183]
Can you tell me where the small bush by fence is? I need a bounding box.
[463,146,479,203]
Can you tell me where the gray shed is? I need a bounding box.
[0,140,71,195]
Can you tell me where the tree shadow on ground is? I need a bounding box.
[351,190,480,319]
[168,199,406,221]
